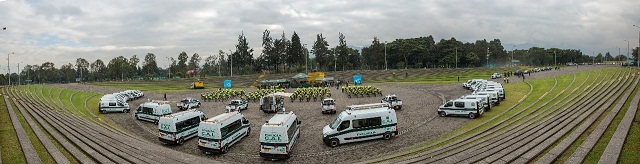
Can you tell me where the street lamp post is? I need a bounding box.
[554,51,557,68]
[384,41,388,70]
[511,46,515,67]
[304,44,308,73]
[7,52,12,85]
[17,62,20,85]
[634,25,640,68]
[625,40,630,63]
[334,49,337,72]
[486,48,489,67]
[165,57,171,79]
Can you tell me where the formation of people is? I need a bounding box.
[342,85,383,98]
[201,89,245,102]
[290,87,331,102]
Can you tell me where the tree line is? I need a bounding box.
[2,30,636,84]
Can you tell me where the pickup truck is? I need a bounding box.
[321,98,336,114]
[177,98,201,110]
[381,94,403,110]
[226,99,248,111]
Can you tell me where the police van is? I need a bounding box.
[98,94,130,113]
[473,91,500,105]
[460,95,491,111]
[322,103,398,148]
[197,111,250,154]
[438,99,483,119]
[134,100,172,124]
[158,109,207,145]
[259,111,301,160]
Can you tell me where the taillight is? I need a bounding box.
[172,133,176,140]
[286,144,290,153]
[218,141,221,148]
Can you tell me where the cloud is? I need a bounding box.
[0,0,638,71]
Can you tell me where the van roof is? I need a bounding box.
[204,111,239,123]
[265,112,295,126]
[163,109,202,118]
[345,103,391,115]
[454,99,480,103]
[347,103,389,110]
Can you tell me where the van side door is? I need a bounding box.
[337,120,353,141]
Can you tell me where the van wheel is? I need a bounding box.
[176,138,184,145]
[154,120,159,125]
[439,111,447,117]
[124,109,129,113]
[383,132,392,140]
[469,113,477,119]
[221,145,228,154]
[329,139,339,148]
[135,115,140,120]
[246,128,251,136]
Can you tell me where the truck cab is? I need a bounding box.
[381,94,403,110]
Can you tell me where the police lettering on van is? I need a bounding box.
[198,111,250,154]
[322,103,398,148]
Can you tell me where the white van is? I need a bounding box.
[473,91,500,105]
[460,95,491,111]
[322,103,398,148]
[483,88,505,100]
[259,111,301,160]
[198,111,250,154]
[158,109,207,145]
[134,101,172,124]
[98,95,129,113]
[438,99,483,119]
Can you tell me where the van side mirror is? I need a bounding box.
[297,120,301,125]
[242,119,249,124]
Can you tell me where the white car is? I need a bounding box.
[491,73,502,79]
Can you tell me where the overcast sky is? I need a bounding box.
[1,0,639,72]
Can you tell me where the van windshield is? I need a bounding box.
[329,118,342,129]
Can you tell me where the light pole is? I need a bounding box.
[625,40,630,63]
[486,47,489,67]
[554,50,557,68]
[455,47,458,68]
[634,25,640,68]
[334,48,337,72]
[17,62,21,85]
[165,57,171,79]
[304,43,308,73]
[384,41,388,70]
[511,46,515,67]
[7,52,12,85]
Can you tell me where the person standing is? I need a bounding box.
[164,93,167,101]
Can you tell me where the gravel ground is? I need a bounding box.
[50,65,608,163]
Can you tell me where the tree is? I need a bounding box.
[75,58,89,82]
[188,53,201,76]
[234,33,254,74]
[202,55,217,77]
[129,55,140,76]
[107,56,129,80]
[90,59,106,81]
[312,33,331,71]
[273,32,289,72]
[336,32,349,71]
[40,62,56,83]
[60,63,75,83]
[143,53,158,77]
[177,52,189,75]
[261,29,275,72]
[218,50,226,76]
[287,31,304,71]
